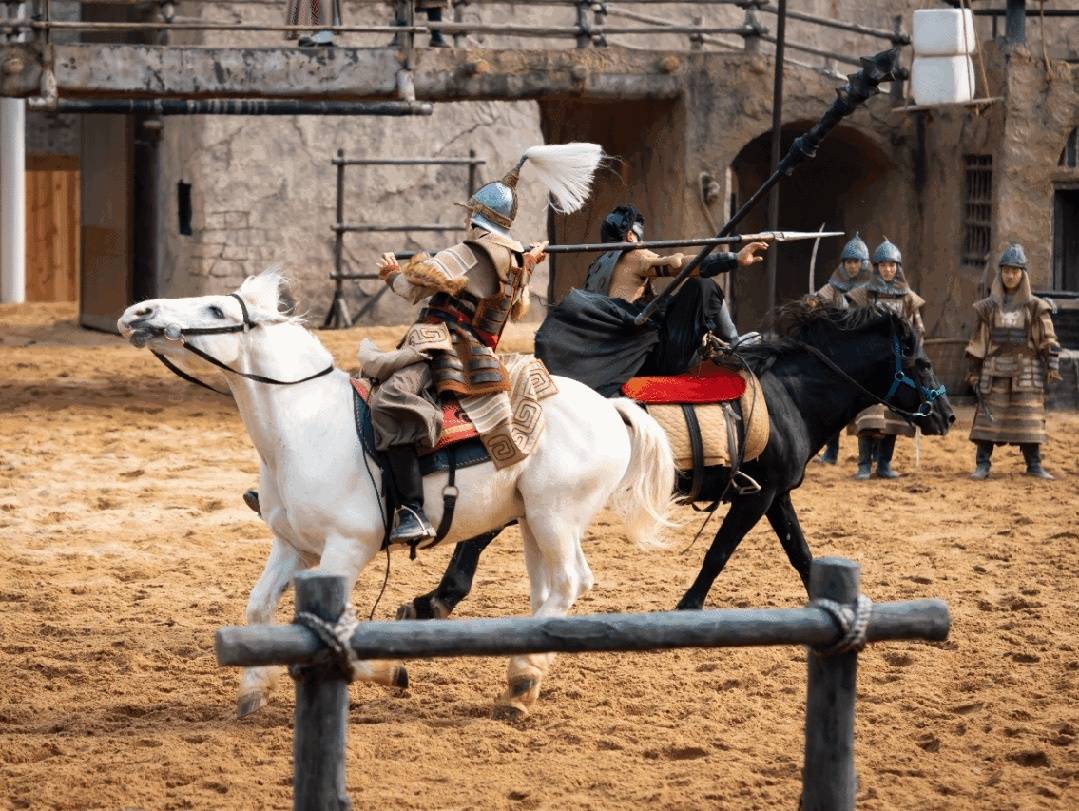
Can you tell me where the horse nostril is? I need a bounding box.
[134,305,154,318]
[948,414,957,424]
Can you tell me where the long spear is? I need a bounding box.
[633,48,908,327]
[537,229,844,255]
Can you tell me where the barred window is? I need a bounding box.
[962,155,993,268]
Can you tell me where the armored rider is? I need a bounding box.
[811,232,871,464]
[845,238,926,480]
[369,144,601,545]
[966,244,1062,480]
[535,204,767,395]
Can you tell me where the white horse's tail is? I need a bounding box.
[608,398,678,550]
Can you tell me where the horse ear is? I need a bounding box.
[238,266,286,315]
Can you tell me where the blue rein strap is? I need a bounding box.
[882,335,946,419]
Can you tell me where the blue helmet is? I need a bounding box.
[839,232,870,265]
[872,238,902,266]
[998,243,1027,269]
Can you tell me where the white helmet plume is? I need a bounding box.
[512,143,605,215]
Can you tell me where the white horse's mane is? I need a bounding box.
[238,266,305,325]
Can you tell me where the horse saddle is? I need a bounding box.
[622,364,770,502]
[621,362,746,404]
[349,378,490,475]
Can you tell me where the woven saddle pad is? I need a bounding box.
[645,371,769,470]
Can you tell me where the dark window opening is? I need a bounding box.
[1053,187,1079,292]
[962,155,993,268]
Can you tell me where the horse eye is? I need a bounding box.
[208,305,225,319]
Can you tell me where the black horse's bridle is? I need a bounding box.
[795,330,946,422]
[139,293,335,395]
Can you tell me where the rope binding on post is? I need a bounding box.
[812,594,873,655]
[290,604,361,681]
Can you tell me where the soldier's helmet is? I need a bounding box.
[463,170,520,239]
[998,243,1028,269]
[839,232,870,267]
[872,237,902,266]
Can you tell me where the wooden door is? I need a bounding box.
[25,155,80,302]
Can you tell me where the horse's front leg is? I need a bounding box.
[676,486,776,610]
[764,491,813,592]
[396,529,501,620]
[317,533,409,690]
[493,515,592,720]
[238,535,307,717]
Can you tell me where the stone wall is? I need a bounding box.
[50,1,1076,335]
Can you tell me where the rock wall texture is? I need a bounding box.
[17,1,1079,336]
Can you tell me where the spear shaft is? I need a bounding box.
[539,230,844,255]
[633,47,907,327]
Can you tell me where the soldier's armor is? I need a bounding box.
[971,299,1055,394]
[411,230,530,397]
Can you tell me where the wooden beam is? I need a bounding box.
[0,44,684,101]
[215,597,950,667]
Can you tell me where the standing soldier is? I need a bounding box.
[284,0,340,47]
[846,238,926,480]
[416,1,451,47]
[812,232,871,464]
[966,244,1062,480]
[369,144,602,545]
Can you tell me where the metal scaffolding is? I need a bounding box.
[322,149,485,329]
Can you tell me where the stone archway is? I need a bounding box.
[727,122,905,329]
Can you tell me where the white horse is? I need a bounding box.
[118,269,676,717]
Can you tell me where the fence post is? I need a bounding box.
[292,573,352,811]
[801,558,859,811]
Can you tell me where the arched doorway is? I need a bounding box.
[727,123,903,329]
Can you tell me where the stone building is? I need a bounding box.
[11,0,1079,378]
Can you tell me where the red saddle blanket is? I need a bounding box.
[350,378,480,453]
[621,363,746,404]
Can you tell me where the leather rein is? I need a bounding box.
[144,293,335,395]
[795,331,946,421]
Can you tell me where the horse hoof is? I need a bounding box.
[429,598,452,620]
[237,691,266,718]
[491,701,529,722]
[395,603,417,621]
[392,665,410,689]
[675,598,702,611]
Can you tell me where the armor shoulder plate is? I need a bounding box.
[908,290,926,310]
[972,297,996,322]
[467,237,516,282]
[846,287,870,308]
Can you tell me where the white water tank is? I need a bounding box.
[910,9,977,106]
[912,9,976,56]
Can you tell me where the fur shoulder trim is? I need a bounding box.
[401,254,468,295]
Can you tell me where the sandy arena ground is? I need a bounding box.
[1,302,1077,810]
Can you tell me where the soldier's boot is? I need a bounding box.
[876,435,900,479]
[816,434,839,465]
[385,446,436,545]
[242,489,261,515]
[854,435,873,480]
[426,8,449,47]
[1021,443,1054,480]
[970,441,993,480]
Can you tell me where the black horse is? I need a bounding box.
[396,302,955,619]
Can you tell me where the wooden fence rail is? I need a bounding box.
[215,557,949,811]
